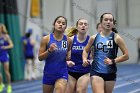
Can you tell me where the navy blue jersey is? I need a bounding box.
[68,35,90,73]
[44,33,68,76]
[91,32,118,73]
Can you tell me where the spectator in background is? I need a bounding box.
[0,24,13,93]
[23,29,36,80]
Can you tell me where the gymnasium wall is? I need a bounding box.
[16,0,140,64]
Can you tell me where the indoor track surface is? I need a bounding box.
[1,64,140,93]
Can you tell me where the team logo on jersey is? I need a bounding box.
[72,46,85,50]
[96,40,113,53]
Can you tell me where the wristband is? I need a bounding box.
[111,59,115,63]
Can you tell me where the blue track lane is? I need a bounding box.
[1,64,140,93]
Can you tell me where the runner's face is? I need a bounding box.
[77,19,88,34]
[101,14,114,31]
[54,17,67,32]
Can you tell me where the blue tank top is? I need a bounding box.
[68,35,90,73]
[44,33,68,75]
[91,32,118,73]
[0,36,9,55]
[24,38,34,57]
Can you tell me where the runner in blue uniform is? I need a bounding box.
[83,13,129,93]
[66,19,91,93]
[23,30,35,80]
[38,16,72,93]
[0,24,13,93]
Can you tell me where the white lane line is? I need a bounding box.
[12,81,41,89]
[117,73,140,81]
[115,79,140,89]
[14,85,42,93]
[128,89,140,93]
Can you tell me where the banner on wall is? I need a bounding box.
[31,0,41,17]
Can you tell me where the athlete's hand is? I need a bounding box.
[0,46,6,49]
[67,61,75,67]
[82,59,90,67]
[104,57,113,65]
[49,43,57,52]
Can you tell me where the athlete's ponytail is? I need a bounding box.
[66,27,78,37]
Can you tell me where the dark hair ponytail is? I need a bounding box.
[25,32,31,38]
[112,20,118,33]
